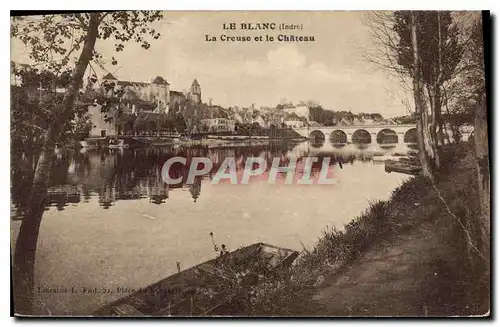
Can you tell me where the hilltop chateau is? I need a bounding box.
[101,73,202,114]
[88,74,202,137]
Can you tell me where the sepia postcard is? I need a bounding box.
[10,10,490,317]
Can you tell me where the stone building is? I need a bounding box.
[188,79,202,104]
[169,90,186,112]
[282,105,310,121]
[102,73,170,114]
[86,74,202,137]
[87,104,117,138]
[200,118,236,133]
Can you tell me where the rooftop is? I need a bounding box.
[117,80,149,87]
[170,90,184,96]
[152,76,169,85]
[102,74,169,86]
[102,73,117,80]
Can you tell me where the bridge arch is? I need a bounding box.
[352,129,372,144]
[376,128,398,144]
[403,128,417,143]
[330,130,347,144]
[309,130,325,141]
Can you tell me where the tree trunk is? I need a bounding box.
[419,11,444,168]
[430,85,441,167]
[442,86,453,145]
[424,84,439,168]
[13,14,100,315]
[437,122,444,145]
[474,91,489,259]
[411,12,434,179]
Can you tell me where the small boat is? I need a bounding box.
[385,160,422,175]
[80,138,107,150]
[93,243,299,317]
[108,139,130,149]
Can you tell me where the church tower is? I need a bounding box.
[190,79,201,104]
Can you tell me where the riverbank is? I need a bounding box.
[178,136,305,148]
[243,143,489,316]
[77,135,306,150]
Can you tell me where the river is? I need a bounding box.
[11,140,412,315]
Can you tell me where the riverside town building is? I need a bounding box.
[88,74,202,138]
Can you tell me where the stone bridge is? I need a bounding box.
[293,124,418,144]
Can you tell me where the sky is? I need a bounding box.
[11,11,416,117]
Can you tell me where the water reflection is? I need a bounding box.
[11,141,414,315]
[10,141,416,218]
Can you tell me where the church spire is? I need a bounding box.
[189,79,201,104]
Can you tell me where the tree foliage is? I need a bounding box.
[393,11,462,84]
[10,68,91,152]
[366,11,473,176]
[444,16,485,134]
[12,12,162,72]
[11,11,164,315]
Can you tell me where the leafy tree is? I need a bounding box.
[11,85,47,153]
[70,111,93,140]
[308,105,323,123]
[368,11,490,302]
[443,16,486,141]
[11,66,93,153]
[366,11,465,178]
[457,15,489,261]
[11,11,163,314]
[394,11,462,172]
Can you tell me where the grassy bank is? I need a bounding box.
[240,142,489,316]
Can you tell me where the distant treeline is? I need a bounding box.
[308,105,385,126]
